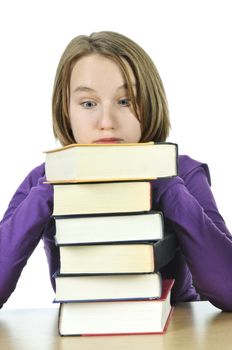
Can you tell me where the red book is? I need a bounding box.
[58,279,174,336]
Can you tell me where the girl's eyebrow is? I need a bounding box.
[73,83,136,94]
[73,86,96,93]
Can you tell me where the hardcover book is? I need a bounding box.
[54,273,162,302]
[53,181,151,216]
[58,235,178,274]
[54,211,164,245]
[45,142,178,183]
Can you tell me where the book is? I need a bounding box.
[54,273,162,302]
[58,235,177,274]
[58,279,174,335]
[54,211,164,245]
[53,181,151,216]
[45,142,178,183]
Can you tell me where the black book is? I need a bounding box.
[58,234,178,275]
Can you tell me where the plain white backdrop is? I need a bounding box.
[0,0,231,308]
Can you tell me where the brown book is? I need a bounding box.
[45,142,178,183]
[58,279,175,336]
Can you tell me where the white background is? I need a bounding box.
[0,0,231,309]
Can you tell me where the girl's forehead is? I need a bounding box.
[70,54,136,88]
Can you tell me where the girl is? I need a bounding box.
[0,31,231,310]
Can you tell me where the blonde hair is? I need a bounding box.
[52,31,170,145]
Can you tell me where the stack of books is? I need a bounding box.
[45,142,178,336]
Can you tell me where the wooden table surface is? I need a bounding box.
[0,301,232,350]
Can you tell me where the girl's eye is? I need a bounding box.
[81,101,96,109]
[119,98,131,107]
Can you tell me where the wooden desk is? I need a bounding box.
[0,301,232,350]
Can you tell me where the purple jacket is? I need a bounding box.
[0,155,232,310]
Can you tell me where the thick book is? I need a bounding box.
[54,211,163,245]
[58,279,174,336]
[53,181,151,216]
[45,142,178,183]
[58,235,177,274]
[54,273,162,302]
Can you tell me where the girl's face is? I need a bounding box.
[69,54,141,144]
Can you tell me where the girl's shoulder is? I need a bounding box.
[20,162,46,190]
[29,162,45,178]
[178,155,211,185]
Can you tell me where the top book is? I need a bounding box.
[45,142,178,183]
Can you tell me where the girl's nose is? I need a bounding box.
[97,105,116,130]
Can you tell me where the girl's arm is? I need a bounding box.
[0,165,53,308]
[153,160,232,311]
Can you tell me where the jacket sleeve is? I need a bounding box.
[0,165,53,308]
[153,160,232,311]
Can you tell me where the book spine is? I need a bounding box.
[153,235,178,272]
